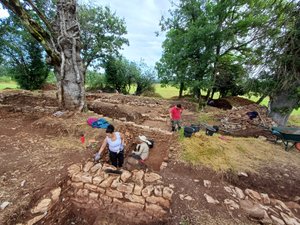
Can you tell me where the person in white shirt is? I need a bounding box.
[131,135,150,161]
[97,124,125,168]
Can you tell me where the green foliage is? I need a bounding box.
[135,61,156,96]
[86,70,106,90]
[157,0,273,98]
[0,13,49,90]
[79,4,129,70]
[11,38,49,90]
[104,57,139,94]
[103,57,156,95]
[46,71,56,84]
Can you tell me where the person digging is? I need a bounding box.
[95,124,125,169]
[131,135,150,163]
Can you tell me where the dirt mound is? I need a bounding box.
[207,98,233,110]
[225,96,255,107]
[41,83,57,91]
[0,91,58,108]
[207,96,255,110]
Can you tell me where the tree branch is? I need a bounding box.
[24,0,54,34]
[0,0,60,65]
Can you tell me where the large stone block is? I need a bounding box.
[261,193,270,205]
[27,214,46,225]
[89,192,99,200]
[90,163,102,173]
[144,172,162,183]
[31,198,52,214]
[97,187,106,194]
[71,182,84,189]
[100,176,116,188]
[146,196,170,208]
[81,173,93,183]
[125,194,145,204]
[163,187,174,200]
[111,177,122,188]
[51,187,61,202]
[142,185,154,198]
[85,183,98,192]
[245,189,261,201]
[93,176,105,185]
[132,170,144,184]
[121,170,132,182]
[154,185,163,197]
[123,202,145,211]
[76,189,89,198]
[83,161,94,172]
[99,194,112,206]
[67,163,81,177]
[72,172,83,182]
[106,188,123,199]
[117,183,134,194]
[134,185,143,196]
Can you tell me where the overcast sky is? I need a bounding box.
[88,0,171,67]
[1,0,172,67]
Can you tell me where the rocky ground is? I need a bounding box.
[0,89,299,225]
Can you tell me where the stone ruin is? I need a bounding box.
[16,161,174,225]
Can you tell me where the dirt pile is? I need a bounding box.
[218,104,277,137]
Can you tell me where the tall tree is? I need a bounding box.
[79,4,128,74]
[158,0,271,99]
[257,2,300,125]
[0,0,85,110]
[0,15,49,90]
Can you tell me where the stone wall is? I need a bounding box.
[67,161,174,224]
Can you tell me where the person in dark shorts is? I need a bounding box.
[97,124,125,168]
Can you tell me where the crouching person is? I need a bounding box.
[131,135,150,162]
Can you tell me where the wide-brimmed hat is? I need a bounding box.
[138,135,151,145]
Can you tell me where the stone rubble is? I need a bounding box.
[222,186,300,225]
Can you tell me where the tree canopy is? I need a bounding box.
[157,0,300,125]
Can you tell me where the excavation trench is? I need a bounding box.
[0,91,175,225]
[12,162,174,225]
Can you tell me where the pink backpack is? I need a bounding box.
[87,117,98,126]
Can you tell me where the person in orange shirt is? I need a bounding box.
[169,104,183,131]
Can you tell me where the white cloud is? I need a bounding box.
[91,0,171,67]
[1,0,171,67]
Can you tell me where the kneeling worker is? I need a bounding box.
[131,135,150,161]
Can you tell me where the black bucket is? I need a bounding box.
[191,124,200,132]
[184,126,195,137]
[205,126,216,136]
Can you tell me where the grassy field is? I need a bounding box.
[0,80,299,117]
[0,77,18,89]
[181,131,300,172]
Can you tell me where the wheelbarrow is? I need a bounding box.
[271,126,300,151]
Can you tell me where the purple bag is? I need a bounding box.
[87,117,98,126]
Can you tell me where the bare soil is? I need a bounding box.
[0,90,299,225]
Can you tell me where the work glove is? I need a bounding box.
[94,152,101,161]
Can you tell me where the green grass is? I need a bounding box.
[154,84,183,99]
[0,81,18,90]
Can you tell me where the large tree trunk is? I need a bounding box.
[53,0,85,110]
[269,91,298,126]
[1,0,85,111]
[179,81,184,98]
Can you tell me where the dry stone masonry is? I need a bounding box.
[67,161,174,224]
[222,186,300,225]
